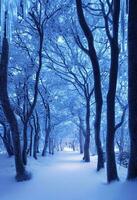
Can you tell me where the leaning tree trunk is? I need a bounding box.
[0,23,30,181]
[76,0,104,169]
[127,0,137,180]
[106,0,120,182]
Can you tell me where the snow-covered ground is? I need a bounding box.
[0,150,137,200]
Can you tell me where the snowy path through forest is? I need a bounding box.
[0,150,137,200]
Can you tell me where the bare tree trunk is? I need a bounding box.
[59,139,63,151]
[0,123,14,156]
[106,0,120,182]
[42,128,50,156]
[42,103,51,156]
[72,140,76,151]
[127,0,137,180]
[22,123,28,164]
[79,126,84,154]
[49,138,52,154]
[22,10,44,165]
[76,0,104,169]
[0,20,30,181]
[33,112,40,159]
[51,139,55,155]
[29,121,33,157]
[83,99,90,162]
[95,102,104,170]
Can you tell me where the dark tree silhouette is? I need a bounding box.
[127,0,137,180]
[0,15,31,181]
[75,0,104,169]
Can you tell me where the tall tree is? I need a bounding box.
[76,0,104,169]
[100,0,120,182]
[127,0,137,180]
[22,3,44,165]
[0,15,30,181]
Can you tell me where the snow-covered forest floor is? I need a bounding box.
[0,150,137,200]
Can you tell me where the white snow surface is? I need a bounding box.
[0,150,137,200]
